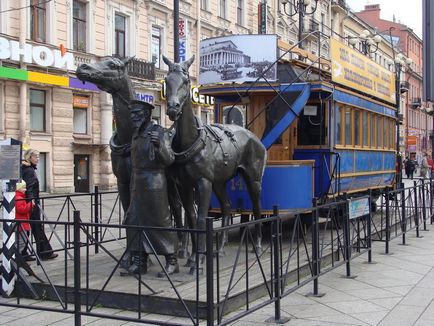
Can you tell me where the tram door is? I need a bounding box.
[246,94,295,161]
[74,155,90,192]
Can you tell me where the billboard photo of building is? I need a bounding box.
[199,34,278,85]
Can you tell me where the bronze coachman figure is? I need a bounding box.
[124,100,179,277]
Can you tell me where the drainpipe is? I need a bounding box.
[19,0,27,143]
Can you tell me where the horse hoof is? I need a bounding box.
[189,266,204,276]
[218,250,226,257]
[184,258,195,267]
[178,249,190,259]
[254,246,263,255]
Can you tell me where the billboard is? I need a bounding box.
[199,34,277,85]
[330,38,396,105]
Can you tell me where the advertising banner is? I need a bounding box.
[199,34,277,85]
[330,38,396,105]
[179,18,187,63]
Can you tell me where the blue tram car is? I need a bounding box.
[200,35,397,214]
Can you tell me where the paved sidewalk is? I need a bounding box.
[232,225,434,325]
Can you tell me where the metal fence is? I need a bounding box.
[0,180,433,325]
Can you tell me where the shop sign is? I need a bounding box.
[0,36,75,70]
[330,38,396,105]
[73,95,89,108]
[161,82,215,106]
[135,93,154,103]
[407,135,417,146]
[179,18,187,63]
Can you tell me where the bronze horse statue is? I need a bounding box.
[76,58,186,265]
[163,55,267,269]
[76,57,135,212]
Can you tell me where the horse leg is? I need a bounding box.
[213,183,232,256]
[177,186,197,267]
[168,178,189,258]
[190,178,213,274]
[241,171,263,254]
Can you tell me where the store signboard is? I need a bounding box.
[330,38,396,105]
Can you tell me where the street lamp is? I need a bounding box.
[281,0,319,49]
[393,52,413,187]
[348,30,382,55]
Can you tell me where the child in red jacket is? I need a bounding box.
[15,180,33,261]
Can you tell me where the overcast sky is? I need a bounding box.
[345,0,423,38]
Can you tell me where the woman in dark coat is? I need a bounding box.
[22,149,58,260]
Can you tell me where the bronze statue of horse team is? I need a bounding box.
[163,55,267,271]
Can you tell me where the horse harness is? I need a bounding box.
[174,117,240,166]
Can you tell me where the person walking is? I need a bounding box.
[405,157,416,180]
[420,153,429,179]
[22,149,58,260]
[14,180,35,262]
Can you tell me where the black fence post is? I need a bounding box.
[421,180,427,231]
[430,177,434,224]
[206,217,214,326]
[343,193,352,277]
[73,211,81,326]
[94,186,99,254]
[413,181,420,238]
[401,183,407,245]
[312,198,320,295]
[385,187,390,254]
[368,190,373,263]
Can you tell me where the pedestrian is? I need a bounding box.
[404,156,410,179]
[420,152,429,178]
[14,180,35,262]
[22,149,58,260]
[405,157,416,180]
[123,100,179,277]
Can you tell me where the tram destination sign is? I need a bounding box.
[330,39,396,105]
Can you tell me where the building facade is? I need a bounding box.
[0,0,427,194]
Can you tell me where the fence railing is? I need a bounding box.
[1,180,433,325]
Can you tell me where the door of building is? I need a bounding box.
[74,155,90,192]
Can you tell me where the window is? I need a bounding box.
[73,1,87,52]
[370,114,376,148]
[37,153,47,192]
[74,108,87,133]
[389,120,394,149]
[377,117,383,148]
[152,105,161,124]
[354,110,360,146]
[201,110,209,124]
[297,104,326,146]
[321,13,325,33]
[362,111,368,146]
[237,0,244,25]
[31,0,46,42]
[383,117,388,148]
[114,14,126,57]
[345,109,351,146]
[30,89,46,132]
[219,0,227,19]
[151,27,162,68]
[201,0,209,11]
[336,106,342,145]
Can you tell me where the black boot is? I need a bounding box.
[127,251,147,275]
[157,254,179,278]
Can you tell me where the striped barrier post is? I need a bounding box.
[1,182,17,296]
[0,138,22,297]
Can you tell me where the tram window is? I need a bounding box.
[297,103,326,146]
[383,118,388,148]
[354,110,361,146]
[389,120,394,149]
[377,117,383,148]
[370,114,375,148]
[362,111,368,146]
[222,105,246,127]
[345,109,351,146]
[336,106,342,145]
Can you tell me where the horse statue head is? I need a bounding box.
[162,55,195,121]
[76,57,134,94]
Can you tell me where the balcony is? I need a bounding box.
[302,19,320,40]
[127,58,155,80]
[400,81,409,94]
[331,0,347,14]
[411,97,422,108]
